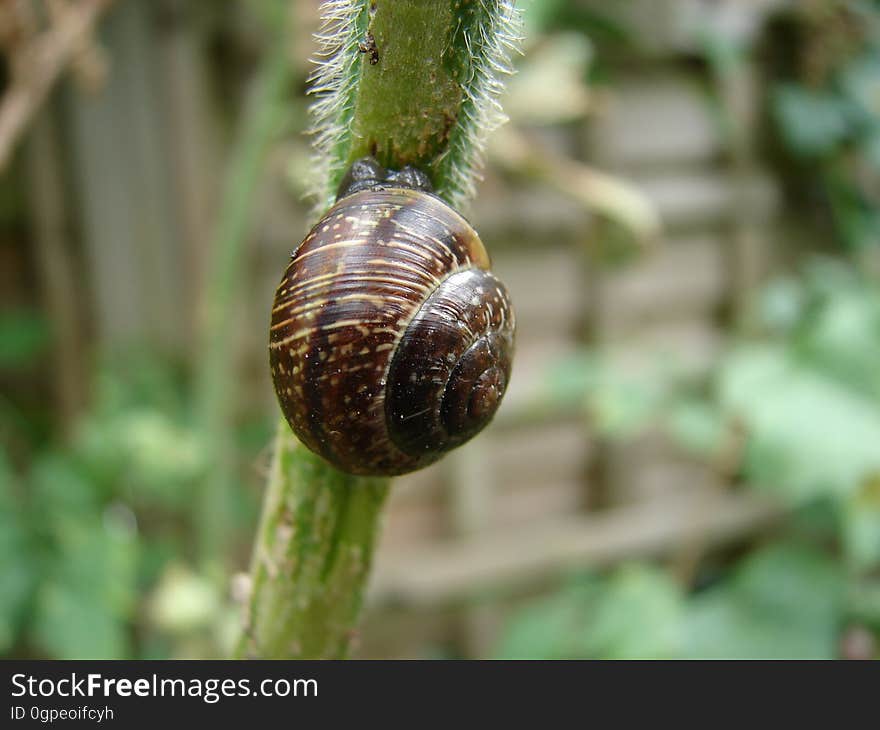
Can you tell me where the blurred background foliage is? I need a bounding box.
[495,0,880,660]
[1,0,879,659]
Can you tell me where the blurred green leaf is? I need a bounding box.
[521,0,569,35]
[548,353,667,438]
[755,277,806,334]
[667,399,727,458]
[840,476,880,571]
[700,28,748,79]
[78,408,205,509]
[772,85,854,158]
[849,578,880,628]
[0,452,36,653]
[590,376,661,438]
[579,565,683,659]
[799,283,880,401]
[719,345,880,502]
[839,54,880,120]
[119,410,205,500]
[0,311,50,369]
[32,581,128,660]
[544,352,600,406]
[495,578,600,659]
[684,542,844,659]
[496,565,683,659]
[863,129,880,169]
[497,547,846,659]
[30,453,100,526]
[31,514,137,659]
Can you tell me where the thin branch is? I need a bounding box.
[491,125,662,247]
[0,0,114,172]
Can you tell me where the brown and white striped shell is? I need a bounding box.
[269,184,515,476]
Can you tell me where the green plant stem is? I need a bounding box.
[315,0,517,207]
[193,0,292,571]
[347,1,461,176]
[235,419,389,659]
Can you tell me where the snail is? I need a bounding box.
[269,157,515,476]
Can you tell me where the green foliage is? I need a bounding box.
[720,344,880,502]
[520,0,629,46]
[497,565,683,659]
[497,541,847,659]
[522,257,880,658]
[773,86,855,158]
[842,478,880,571]
[0,311,50,368]
[849,576,880,629]
[493,0,880,658]
[557,261,880,563]
[666,399,727,459]
[796,264,880,401]
[771,11,880,248]
[0,447,138,658]
[719,268,880,579]
[31,508,137,659]
[0,356,262,658]
[74,360,206,509]
[544,353,675,439]
[0,454,35,653]
[684,543,844,659]
[715,264,880,543]
[497,542,847,659]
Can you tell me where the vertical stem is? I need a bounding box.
[158,3,222,348]
[24,110,87,435]
[193,0,292,569]
[235,419,389,659]
[347,1,461,174]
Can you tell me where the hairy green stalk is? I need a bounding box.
[235,419,389,658]
[238,0,521,659]
[311,0,520,209]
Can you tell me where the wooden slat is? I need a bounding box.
[369,489,781,607]
[589,76,721,170]
[578,0,787,57]
[593,236,727,331]
[633,171,780,230]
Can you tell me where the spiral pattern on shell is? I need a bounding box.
[269,187,515,476]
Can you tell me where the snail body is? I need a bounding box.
[269,158,514,476]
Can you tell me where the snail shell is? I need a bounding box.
[269,169,514,476]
